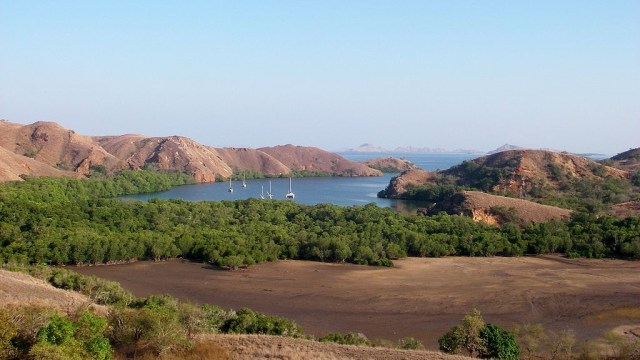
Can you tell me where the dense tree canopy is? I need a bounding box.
[1,173,639,268]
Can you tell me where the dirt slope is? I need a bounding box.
[431,191,572,225]
[0,121,124,176]
[203,334,471,360]
[95,135,232,182]
[215,147,291,176]
[0,269,98,311]
[609,200,640,218]
[259,145,382,177]
[0,146,77,181]
[362,157,418,172]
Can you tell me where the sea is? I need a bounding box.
[120,153,480,212]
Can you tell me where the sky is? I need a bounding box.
[1,1,639,154]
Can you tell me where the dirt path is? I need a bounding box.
[73,256,640,349]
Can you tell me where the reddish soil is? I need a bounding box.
[73,256,640,350]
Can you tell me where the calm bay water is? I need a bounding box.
[121,153,479,212]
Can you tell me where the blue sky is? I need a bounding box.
[1,1,638,154]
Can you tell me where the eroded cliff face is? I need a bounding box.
[0,120,381,182]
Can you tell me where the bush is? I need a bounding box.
[397,336,424,350]
[480,324,519,360]
[438,309,520,359]
[319,332,371,346]
[221,308,302,337]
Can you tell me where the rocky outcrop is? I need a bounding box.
[362,157,418,173]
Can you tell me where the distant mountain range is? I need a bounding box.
[345,143,483,154]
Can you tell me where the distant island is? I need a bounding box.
[344,143,483,154]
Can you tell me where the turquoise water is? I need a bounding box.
[121,153,479,211]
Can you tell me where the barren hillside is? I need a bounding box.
[445,150,628,194]
[215,147,290,175]
[0,120,382,183]
[259,145,382,176]
[0,146,77,181]
[0,121,124,176]
[384,150,629,199]
[431,191,572,225]
[95,135,232,182]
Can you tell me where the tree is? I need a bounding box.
[439,310,520,359]
[438,309,486,356]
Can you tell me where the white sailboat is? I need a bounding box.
[285,177,295,199]
[242,172,247,188]
[260,185,265,199]
[267,180,273,199]
[227,176,233,193]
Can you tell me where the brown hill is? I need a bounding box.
[362,157,418,173]
[445,150,628,194]
[385,150,629,199]
[0,146,78,181]
[95,135,232,183]
[0,121,124,176]
[0,120,380,183]
[216,147,290,176]
[431,191,572,226]
[259,145,382,176]
[607,147,640,172]
[383,169,437,198]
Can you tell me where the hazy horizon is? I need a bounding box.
[1,1,638,155]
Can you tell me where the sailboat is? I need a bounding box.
[242,172,247,188]
[227,176,233,193]
[260,185,265,199]
[285,177,295,199]
[267,180,273,199]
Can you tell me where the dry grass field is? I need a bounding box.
[73,256,640,350]
[0,269,101,312]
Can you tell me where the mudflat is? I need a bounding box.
[73,256,640,349]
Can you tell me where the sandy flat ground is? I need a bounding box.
[73,256,640,349]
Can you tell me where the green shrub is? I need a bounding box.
[319,332,371,346]
[397,336,424,350]
[480,324,519,360]
[221,308,302,337]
